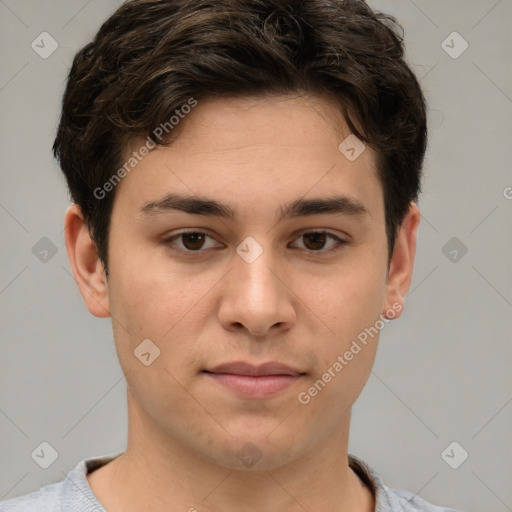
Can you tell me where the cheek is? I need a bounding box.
[106,263,207,417]
[107,247,187,338]
[313,259,387,340]
[305,346,377,426]
[106,251,216,379]
[302,257,386,400]
[299,283,383,422]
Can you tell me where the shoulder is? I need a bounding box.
[388,487,461,512]
[0,454,118,512]
[0,480,66,512]
[348,454,462,512]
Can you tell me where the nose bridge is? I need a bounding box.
[234,234,281,307]
[218,233,295,336]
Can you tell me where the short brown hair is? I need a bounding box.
[53,0,427,272]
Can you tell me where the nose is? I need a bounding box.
[217,241,296,338]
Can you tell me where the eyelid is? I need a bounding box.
[289,230,347,255]
[162,228,348,256]
[162,229,222,252]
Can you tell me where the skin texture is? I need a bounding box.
[65,93,420,512]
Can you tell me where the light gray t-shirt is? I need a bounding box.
[0,452,461,511]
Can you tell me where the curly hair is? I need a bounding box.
[53,0,428,271]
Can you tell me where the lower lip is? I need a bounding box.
[204,372,301,398]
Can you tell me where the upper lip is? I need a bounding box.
[205,361,304,377]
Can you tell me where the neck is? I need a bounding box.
[87,388,375,512]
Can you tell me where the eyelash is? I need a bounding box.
[162,230,347,257]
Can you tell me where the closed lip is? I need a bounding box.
[203,361,304,377]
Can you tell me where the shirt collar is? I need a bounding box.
[69,451,401,512]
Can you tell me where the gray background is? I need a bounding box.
[0,1,511,510]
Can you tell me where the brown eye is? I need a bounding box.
[163,230,346,257]
[291,231,346,254]
[163,231,221,254]
[180,232,207,251]
[302,232,328,251]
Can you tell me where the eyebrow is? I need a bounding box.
[140,193,369,221]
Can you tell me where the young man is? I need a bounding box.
[0,0,460,511]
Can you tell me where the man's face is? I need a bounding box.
[97,94,405,470]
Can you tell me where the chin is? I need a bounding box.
[200,432,302,472]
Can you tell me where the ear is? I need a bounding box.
[64,204,110,318]
[382,202,420,319]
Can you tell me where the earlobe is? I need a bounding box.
[383,202,420,320]
[64,204,110,318]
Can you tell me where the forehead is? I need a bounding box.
[159,94,366,158]
[114,94,382,221]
